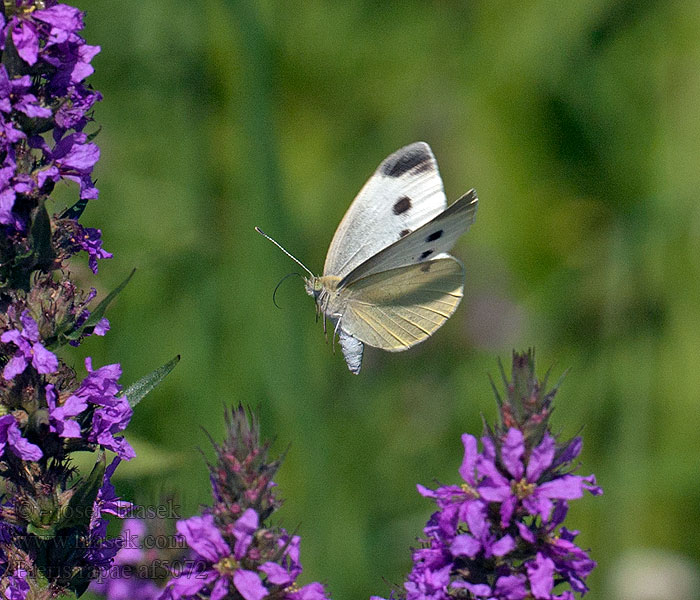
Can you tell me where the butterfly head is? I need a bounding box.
[304,276,323,300]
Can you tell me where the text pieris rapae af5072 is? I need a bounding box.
[256,142,478,374]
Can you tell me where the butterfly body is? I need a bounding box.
[258,142,478,374]
[305,275,344,320]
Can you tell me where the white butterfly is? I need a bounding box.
[256,142,478,374]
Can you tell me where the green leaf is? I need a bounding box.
[30,201,55,271]
[60,198,89,220]
[60,454,106,530]
[64,268,136,341]
[122,354,181,408]
[27,522,57,540]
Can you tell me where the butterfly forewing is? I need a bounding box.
[339,257,464,351]
[338,190,477,288]
[323,142,448,279]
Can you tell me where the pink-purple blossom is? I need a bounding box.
[0,414,42,461]
[1,310,58,379]
[394,422,601,600]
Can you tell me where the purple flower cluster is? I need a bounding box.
[1,310,58,379]
[375,352,602,600]
[0,1,102,230]
[0,3,132,597]
[402,430,600,600]
[164,512,327,600]
[47,357,135,460]
[160,406,330,600]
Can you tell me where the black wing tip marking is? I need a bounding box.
[426,229,443,242]
[380,142,434,178]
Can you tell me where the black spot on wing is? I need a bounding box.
[399,229,410,238]
[425,229,443,242]
[381,145,432,178]
[393,196,412,215]
[420,249,434,260]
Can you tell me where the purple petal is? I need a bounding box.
[537,475,594,501]
[500,494,517,528]
[523,494,553,522]
[464,501,488,539]
[458,434,479,485]
[516,521,536,544]
[417,483,438,498]
[19,311,40,341]
[3,354,28,380]
[12,21,39,65]
[211,576,230,600]
[1,329,24,347]
[0,187,16,224]
[476,453,509,488]
[33,4,84,30]
[232,508,259,560]
[490,534,515,557]
[555,437,583,466]
[58,141,99,171]
[31,342,58,374]
[455,581,492,597]
[6,421,42,461]
[259,561,293,586]
[450,534,481,558]
[176,514,230,563]
[526,553,555,599]
[94,317,110,336]
[493,574,528,600]
[526,433,555,482]
[501,428,524,480]
[233,569,268,600]
[477,477,512,503]
[164,569,217,598]
[287,582,329,600]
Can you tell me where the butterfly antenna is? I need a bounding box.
[272,272,303,309]
[255,227,314,278]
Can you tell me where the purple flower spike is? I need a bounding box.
[164,406,331,600]
[1,311,58,379]
[395,353,602,600]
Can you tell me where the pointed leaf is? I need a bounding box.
[60,454,106,530]
[122,355,180,408]
[60,198,88,220]
[30,201,55,270]
[84,268,135,330]
[64,268,135,341]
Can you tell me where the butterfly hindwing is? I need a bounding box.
[338,190,477,287]
[323,142,448,279]
[338,256,464,351]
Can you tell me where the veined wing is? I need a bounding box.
[324,142,448,279]
[339,256,464,351]
[338,190,477,288]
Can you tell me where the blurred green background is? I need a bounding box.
[63,1,700,598]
